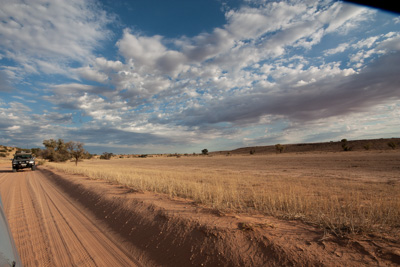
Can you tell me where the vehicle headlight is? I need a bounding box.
[29,161,34,164]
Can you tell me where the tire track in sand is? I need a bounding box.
[0,170,54,266]
[27,170,94,266]
[0,166,140,266]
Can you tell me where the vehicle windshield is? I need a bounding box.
[15,155,32,160]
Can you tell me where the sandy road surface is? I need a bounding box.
[0,166,140,267]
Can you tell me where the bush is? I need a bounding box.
[100,152,113,160]
[363,143,372,150]
[388,141,397,150]
[275,144,285,153]
[341,139,352,151]
[0,153,6,157]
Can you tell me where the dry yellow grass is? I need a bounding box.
[46,152,400,236]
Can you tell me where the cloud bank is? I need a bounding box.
[1,0,399,153]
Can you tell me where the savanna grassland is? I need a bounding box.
[47,150,400,237]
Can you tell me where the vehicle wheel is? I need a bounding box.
[31,166,36,171]
[12,168,17,172]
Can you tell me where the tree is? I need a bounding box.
[201,149,208,155]
[67,141,87,166]
[42,139,88,164]
[42,139,70,162]
[31,148,42,157]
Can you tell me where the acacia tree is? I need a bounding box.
[42,139,70,162]
[67,141,87,166]
[42,139,88,165]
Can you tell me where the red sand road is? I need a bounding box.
[0,166,141,267]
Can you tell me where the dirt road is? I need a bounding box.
[0,166,141,267]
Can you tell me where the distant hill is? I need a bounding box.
[212,138,400,155]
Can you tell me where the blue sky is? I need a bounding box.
[1,0,399,154]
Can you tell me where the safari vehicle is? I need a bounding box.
[12,152,36,172]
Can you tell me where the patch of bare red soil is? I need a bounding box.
[42,166,400,266]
